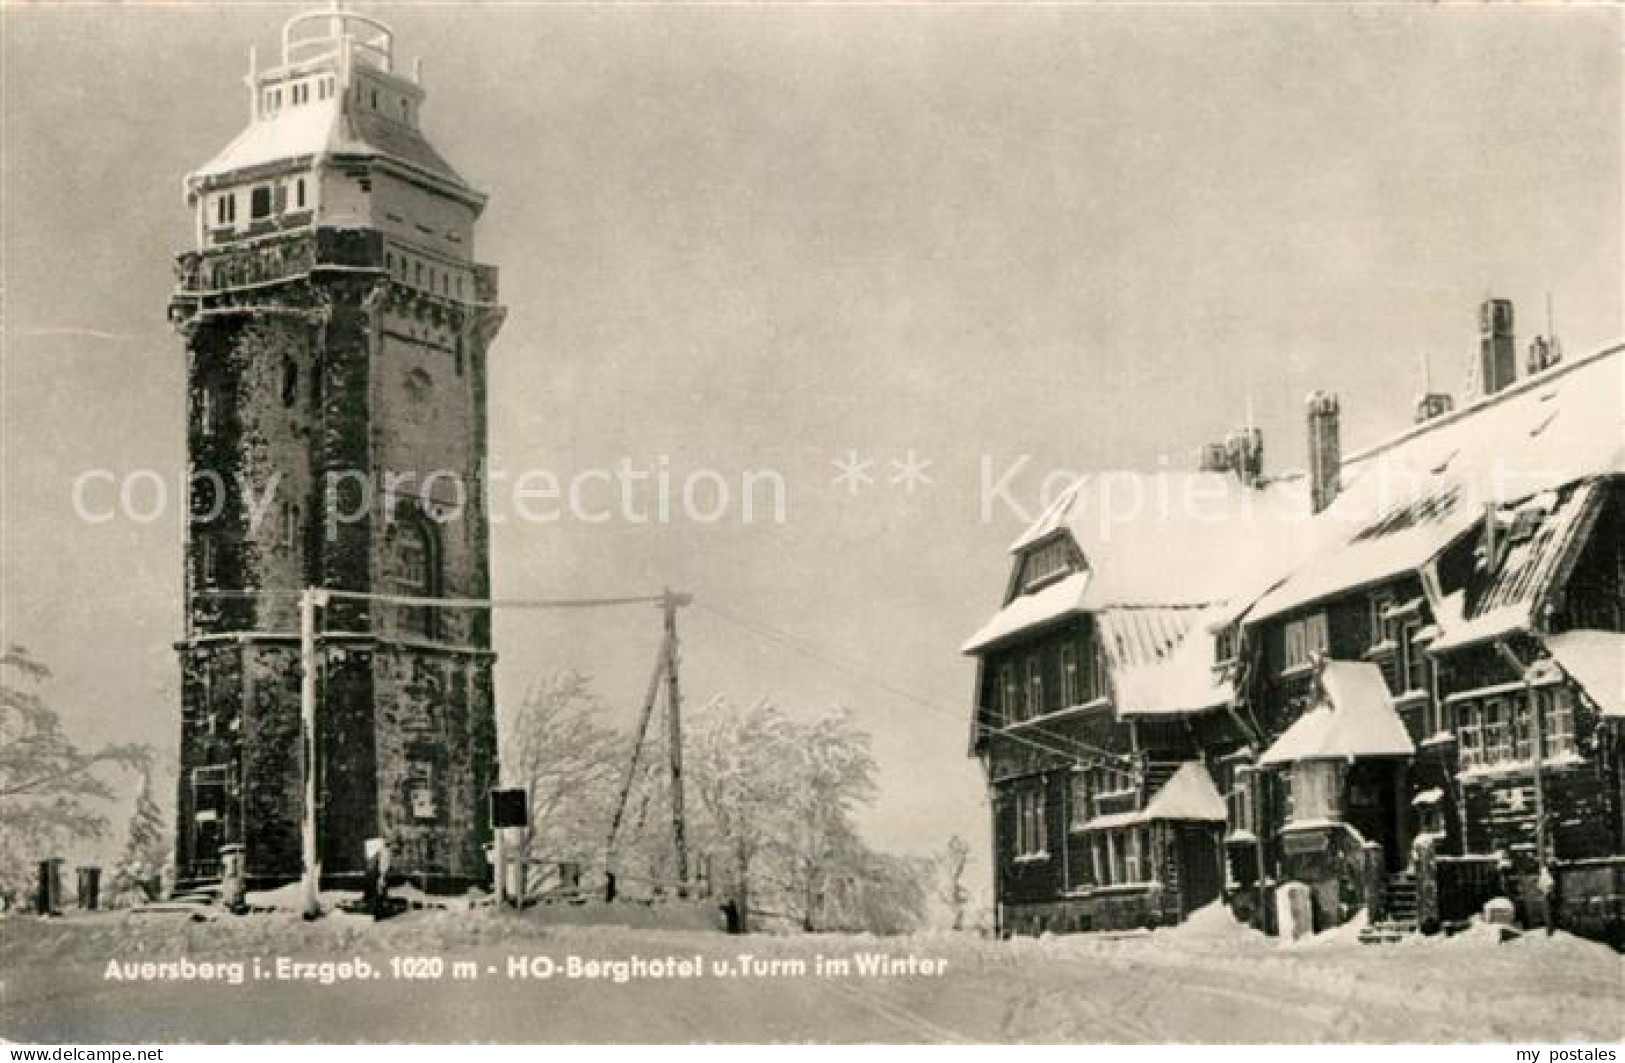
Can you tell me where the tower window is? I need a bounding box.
[280,355,299,407]
[280,501,299,550]
[250,186,273,220]
[395,519,441,637]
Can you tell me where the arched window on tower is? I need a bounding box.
[395,518,441,638]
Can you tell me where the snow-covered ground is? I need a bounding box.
[2,903,1620,1043]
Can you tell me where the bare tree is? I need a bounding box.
[0,645,150,907]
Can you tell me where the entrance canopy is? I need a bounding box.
[1260,661,1415,766]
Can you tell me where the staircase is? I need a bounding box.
[1359,871,1419,945]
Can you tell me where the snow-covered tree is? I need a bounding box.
[935,834,971,930]
[109,768,171,906]
[501,670,625,873]
[781,708,877,930]
[0,645,150,908]
[688,696,798,931]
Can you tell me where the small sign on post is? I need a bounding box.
[489,788,528,908]
[490,788,528,829]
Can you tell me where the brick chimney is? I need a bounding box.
[1478,298,1516,396]
[1224,427,1264,487]
[1306,391,1341,514]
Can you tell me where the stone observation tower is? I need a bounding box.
[169,4,505,893]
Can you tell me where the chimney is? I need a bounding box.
[1414,391,1454,424]
[1478,298,1516,396]
[1224,427,1264,487]
[1526,334,1562,376]
[1413,349,1453,424]
[1197,442,1230,473]
[1306,391,1341,514]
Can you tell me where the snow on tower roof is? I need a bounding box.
[1259,661,1415,765]
[190,93,471,193]
[1250,344,1625,622]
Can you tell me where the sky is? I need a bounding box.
[2,3,1621,889]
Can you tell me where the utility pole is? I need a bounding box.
[663,588,693,896]
[298,587,329,919]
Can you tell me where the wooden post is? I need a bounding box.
[663,589,692,896]
[493,825,507,908]
[299,588,327,919]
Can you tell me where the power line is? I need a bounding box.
[693,601,1133,770]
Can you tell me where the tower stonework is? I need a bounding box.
[169,7,505,892]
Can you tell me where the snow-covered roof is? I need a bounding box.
[189,91,472,196]
[1260,661,1415,765]
[1545,630,1625,719]
[1112,606,1233,718]
[1011,472,1318,608]
[1251,345,1625,622]
[1428,479,1607,653]
[1081,761,1226,829]
[1096,605,1205,671]
[965,471,1320,662]
[960,571,1090,653]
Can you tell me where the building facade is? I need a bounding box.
[169,7,505,892]
[967,303,1625,945]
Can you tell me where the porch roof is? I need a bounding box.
[1259,660,1415,765]
[1545,630,1625,719]
[1080,761,1226,830]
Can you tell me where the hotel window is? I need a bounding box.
[1123,828,1144,883]
[1069,772,1092,831]
[1225,764,1255,836]
[1061,644,1080,706]
[1014,789,1047,858]
[250,185,273,220]
[295,177,307,210]
[1399,616,1430,694]
[1483,698,1511,763]
[1289,761,1342,823]
[1283,612,1329,672]
[215,193,236,226]
[1459,707,1483,769]
[1369,590,1395,646]
[1546,688,1576,757]
[999,664,1018,724]
[1021,537,1073,590]
[1026,655,1044,717]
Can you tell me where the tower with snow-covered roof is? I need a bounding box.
[169,4,504,893]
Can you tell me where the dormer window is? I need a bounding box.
[1021,536,1076,592]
